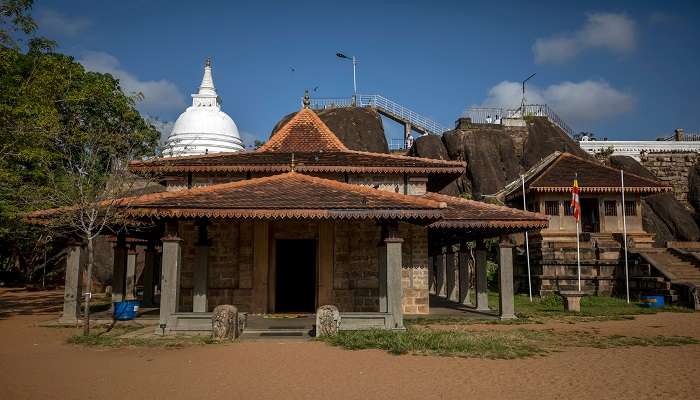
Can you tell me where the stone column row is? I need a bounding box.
[430,238,515,320]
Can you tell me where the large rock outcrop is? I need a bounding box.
[608,155,657,180]
[413,117,588,198]
[272,107,388,153]
[522,117,590,167]
[643,192,700,243]
[688,161,700,216]
[442,127,521,197]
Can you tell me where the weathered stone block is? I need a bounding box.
[212,304,240,340]
[316,305,341,337]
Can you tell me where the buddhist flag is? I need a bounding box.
[571,178,581,222]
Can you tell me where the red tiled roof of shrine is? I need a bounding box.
[423,192,549,230]
[500,152,671,200]
[129,150,465,174]
[257,108,349,152]
[129,108,465,176]
[27,172,447,221]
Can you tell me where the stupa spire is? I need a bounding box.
[198,57,216,96]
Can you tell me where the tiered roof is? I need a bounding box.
[29,172,446,221]
[424,192,549,231]
[130,108,465,177]
[500,152,671,200]
[29,107,550,234]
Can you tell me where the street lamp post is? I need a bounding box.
[336,52,357,104]
[521,73,536,112]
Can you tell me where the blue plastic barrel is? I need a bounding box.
[639,295,665,308]
[113,300,140,320]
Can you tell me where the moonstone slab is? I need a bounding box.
[316,305,341,337]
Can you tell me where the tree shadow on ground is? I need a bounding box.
[0,287,63,320]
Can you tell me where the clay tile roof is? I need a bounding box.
[129,108,464,177]
[257,108,349,152]
[103,172,446,220]
[423,192,549,231]
[500,152,671,200]
[129,150,465,175]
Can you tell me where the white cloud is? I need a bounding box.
[79,51,186,115]
[479,80,635,126]
[146,118,175,145]
[533,12,636,64]
[36,8,91,36]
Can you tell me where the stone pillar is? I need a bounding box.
[498,238,516,320]
[445,247,458,302]
[111,234,127,303]
[59,243,82,324]
[475,240,489,311]
[458,242,471,305]
[435,250,446,298]
[385,225,404,330]
[428,256,435,295]
[141,241,157,307]
[193,220,209,313]
[124,244,137,301]
[252,220,269,314]
[378,240,388,313]
[318,221,334,307]
[159,229,182,330]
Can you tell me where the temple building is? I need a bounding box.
[499,152,671,295]
[35,100,548,334]
[164,59,245,157]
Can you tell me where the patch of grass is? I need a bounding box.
[406,317,541,326]
[66,324,220,348]
[319,328,698,359]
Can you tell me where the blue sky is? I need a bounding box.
[32,0,700,145]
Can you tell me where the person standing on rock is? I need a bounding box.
[405,133,414,150]
[486,115,492,124]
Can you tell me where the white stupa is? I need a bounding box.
[164,59,244,157]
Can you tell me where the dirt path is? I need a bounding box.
[1,288,698,400]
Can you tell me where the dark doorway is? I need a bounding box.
[580,198,600,233]
[275,239,316,313]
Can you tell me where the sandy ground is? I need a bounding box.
[1,288,699,400]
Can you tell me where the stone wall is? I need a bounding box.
[178,220,254,312]
[400,223,429,314]
[640,152,699,208]
[515,234,622,295]
[332,221,381,312]
[332,221,429,314]
[176,219,429,314]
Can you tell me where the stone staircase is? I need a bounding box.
[240,315,315,340]
[641,249,700,286]
[635,246,700,308]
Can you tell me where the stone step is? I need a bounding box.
[240,329,312,340]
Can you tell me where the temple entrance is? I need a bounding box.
[580,198,600,233]
[275,239,316,313]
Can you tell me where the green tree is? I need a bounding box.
[0,0,160,281]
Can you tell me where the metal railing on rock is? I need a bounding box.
[309,94,449,136]
[463,104,574,137]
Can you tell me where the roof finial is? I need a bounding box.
[205,57,211,68]
[302,90,310,109]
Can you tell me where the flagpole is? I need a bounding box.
[576,217,581,292]
[574,173,581,292]
[521,175,533,302]
[621,170,630,303]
